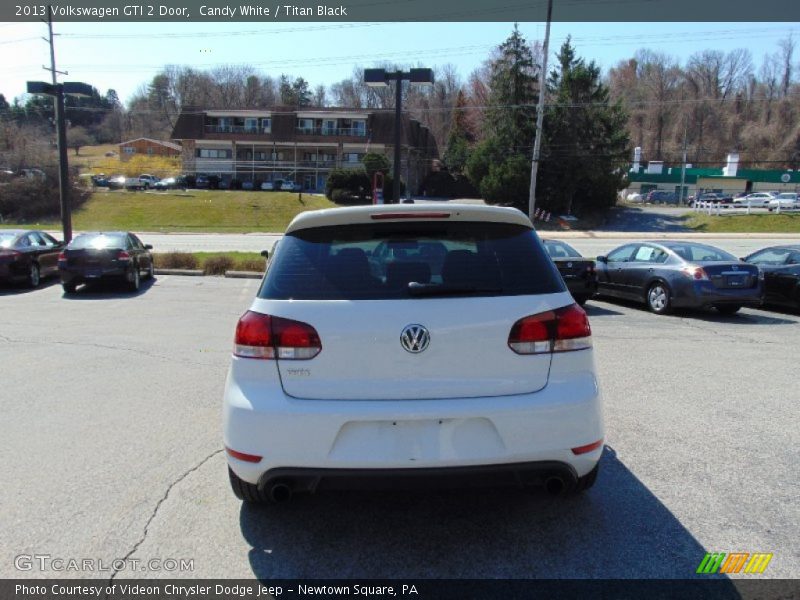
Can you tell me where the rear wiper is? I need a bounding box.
[407,282,503,297]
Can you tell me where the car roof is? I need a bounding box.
[752,244,800,251]
[285,203,533,234]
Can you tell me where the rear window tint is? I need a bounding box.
[259,221,564,300]
[543,240,581,258]
[68,233,128,250]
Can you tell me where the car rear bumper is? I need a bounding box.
[672,281,763,308]
[59,266,127,283]
[565,278,598,298]
[0,262,25,281]
[223,350,604,486]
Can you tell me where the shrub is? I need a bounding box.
[0,177,89,222]
[236,258,266,272]
[421,171,479,198]
[153,252,198,270]
[203,255,235,275]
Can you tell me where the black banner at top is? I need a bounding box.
[3,0,800,22]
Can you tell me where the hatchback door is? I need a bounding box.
[254,220,569,401]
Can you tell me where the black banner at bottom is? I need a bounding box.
[3,579,799,600]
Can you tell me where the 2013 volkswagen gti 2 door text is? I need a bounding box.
[223,204,604,503]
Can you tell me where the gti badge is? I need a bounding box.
[400,324,430,353]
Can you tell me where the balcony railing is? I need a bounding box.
[295,126,367,137]
[205,125,270,134]
[233,159,363,169]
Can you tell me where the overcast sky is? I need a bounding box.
[1,21,798,105]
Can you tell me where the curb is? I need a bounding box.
[224,271,264,279]
[154,268,204,276]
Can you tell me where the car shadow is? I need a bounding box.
[583,302,625,317]
[238,447,734,583]
[0,277,60,296]
[59,277,157,299]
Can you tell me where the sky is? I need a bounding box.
[1,21,798,105]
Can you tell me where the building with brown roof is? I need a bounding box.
[119,138,182,161]
[170,107,438,193]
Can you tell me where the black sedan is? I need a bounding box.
[596,241,763,315]
[542,239,597,305]
[743,245,800,310]
[58,231,154,294]
[0,229,65,287]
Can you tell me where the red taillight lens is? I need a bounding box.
[234,310,321,360]
[225,446,262,463]
[0,249,21,260]
[681,266,708,280]
[58,252,66,261]
[571,439,604,455]
[117,250,131,260]
[508,303,592,354]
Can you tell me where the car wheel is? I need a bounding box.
[146,260,155,280]
[28,262,40,288]
[646,281,672,315]
[715,304,741,315]
[573,463,599,493]
[62,281,77,294]
[228,467,268,503]
[127,264,140,292]
[574,295,589,306]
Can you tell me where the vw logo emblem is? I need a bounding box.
[567,262,573,268]
[732,265,739,270]
[400,324,430,353]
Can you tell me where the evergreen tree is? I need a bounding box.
[538,38,630,215]
[442,89,473,174]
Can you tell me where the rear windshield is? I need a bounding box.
[259,221,564,300]
[664,243,737,262]
[543,240,581,259]
[68,233,127,250]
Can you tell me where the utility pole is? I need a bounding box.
[679,120,688,205]
[393,71,403,203]
[528,0,553,221]
[44,5,73,242]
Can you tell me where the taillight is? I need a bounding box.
[117,250,131,260]
[586,263,596,274]
[681,266,708,280]
[234,310,321,360]
[508,303,592,355]
[0,249,21,261]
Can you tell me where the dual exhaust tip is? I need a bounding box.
[264,475,570,503]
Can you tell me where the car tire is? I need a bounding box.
[572,463,599,493]
[715,304,741,315]
[62,281,77,294]
[127,264,140,292]
[228,467,268,503]
[574,295,589,306]
[146,260,155,280]
[646,281,672,315]
[27,262,41,288]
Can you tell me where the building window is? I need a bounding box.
[197,149,232,159]
[147,147,154,155]
[344,153,363,163]
[322,120,337,135]
[261,118,271,133]
[351,121,366,136]
[244,118,258,133]
[123,147,136,154]
[297,119,314,133]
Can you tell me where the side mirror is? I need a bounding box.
[739,257,746,262]
[596,255,608,264]
[260,250,269,259]
[145,244,153,250]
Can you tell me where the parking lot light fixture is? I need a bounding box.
[364,68,434,203]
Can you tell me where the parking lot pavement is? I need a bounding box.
[1,277,798,579]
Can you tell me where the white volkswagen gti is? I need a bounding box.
[223,204,604,502]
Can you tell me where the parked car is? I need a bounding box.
[596,241,762,315]
[281,180,300,191]
[743,245,800,310]
[195,174,220,189]
[733,192,778,208]
[767,193,800,211]
[260,182,274,191]
[542,239,597,306]
[0,230,64,287]
[138,174,159,188]
[153,176,187,190]
[58,231,154,293]
[107,175,127,190]
[223,204,603,503]
[646,190,678,204]
[626,193,643,203]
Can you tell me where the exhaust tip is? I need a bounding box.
[269,481,293,504]
[544,476,566,496]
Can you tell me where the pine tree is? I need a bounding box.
[442,90,473,174]
[538,38,630,215]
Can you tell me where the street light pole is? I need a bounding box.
[393,71,403,204]
[528,0,553,220]
[364,68,434,204]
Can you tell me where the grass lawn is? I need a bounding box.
[3,189,337,233]
[71,144,120,171]
[685,212,800,233]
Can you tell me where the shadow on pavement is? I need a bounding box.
[0,277,60,296]
[59,277,157,300]
[239,447,733,583]
[584,302,625,317]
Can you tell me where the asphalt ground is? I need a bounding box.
[0,275,798,580]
